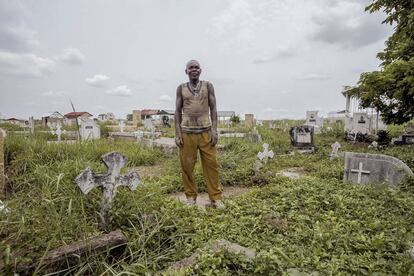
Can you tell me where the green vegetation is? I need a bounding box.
[351,0,414,124]
[1,124,414,274]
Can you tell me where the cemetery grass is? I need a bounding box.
[1,128,414,275]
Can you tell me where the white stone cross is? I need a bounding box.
[330,141,341,160]
[75,151,141,230]
[350,162,371,184]
[257,143,274,164]
[48,122,65,141]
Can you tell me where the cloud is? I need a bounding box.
[253,48,297,64]
[106,85,132,97]
[0,51,55,77]
[57,48,85,64]
[300,73,331,81]
[0,1,39,52]
[42,90,66,97]
[85,74,110,87]
[209,0,262,47]
[95,105,105,110]
[159,94,172,102]
[310,1,390,49]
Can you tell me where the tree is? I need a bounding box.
[351,0,414,124]
[230,114,240,124]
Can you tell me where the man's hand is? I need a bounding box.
[210,129,218,146]
[175,135,183,147]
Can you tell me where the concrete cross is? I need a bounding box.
[350,162,370,184]
[330,141,341,160]
[257,143,274,164]
[75,151,141,230]
[48,122,65,142]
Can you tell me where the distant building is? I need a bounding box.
[97,112,116,122]
[218,111,235,124]
[41,111,64,127]
[4,118,25,127]
[64,112,93,126]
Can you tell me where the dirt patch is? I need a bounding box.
[278,167,306,179]
[170,186,253,209]
[130,165,163,179]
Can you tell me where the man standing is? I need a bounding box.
[175,60,224,209]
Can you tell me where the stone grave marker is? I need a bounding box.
[79,118,101,140]
[75,152,141,229]
[245,114,254,128]
[28,116,35,135]
[144,118,155,133]
[329,141,341,160]
[289,125,315,152]
[343,152,414,185]
[393,122,414,145]
[0,128,5,198]
[118,120,125,133]
[246,127,262,143]
[48,121,65,142]
[305,111,323,132]
[257,143,274,164]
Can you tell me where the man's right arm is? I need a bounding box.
[175,85,183,147]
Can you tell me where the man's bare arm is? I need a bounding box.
[175,85,183,147]
[207,81,218,146]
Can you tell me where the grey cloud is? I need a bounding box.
[300,73,331,81]
[0,2,39,52]
[85,74,110,87]
[311,12,389,49]
[57,48,85,65]
[253,48,296,64]
[0,51,55,77]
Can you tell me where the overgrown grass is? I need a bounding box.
[1,125,414,275]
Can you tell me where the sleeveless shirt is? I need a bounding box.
[180,81,211,133]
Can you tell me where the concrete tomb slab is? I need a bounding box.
[343,152,413,185]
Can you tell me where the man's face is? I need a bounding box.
[186,61,201,80]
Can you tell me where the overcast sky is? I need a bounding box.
[0,0,393,120]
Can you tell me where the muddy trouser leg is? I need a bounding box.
[199,132,223,201]
[179,132,199,200]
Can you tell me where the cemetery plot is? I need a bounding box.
[1,123,414,275]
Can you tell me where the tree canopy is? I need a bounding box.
[351,0,414,125]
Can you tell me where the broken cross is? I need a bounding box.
[257,143,274,164]
[75,151,141,229]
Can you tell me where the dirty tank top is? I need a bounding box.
[181,81,211,133]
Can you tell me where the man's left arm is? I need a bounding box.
[207,81,218,146]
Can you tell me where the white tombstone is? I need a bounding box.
[144,118,155,132]
[305,111,323,127]
[345,112,371,134]
[80,119,101,140]
[118,120,125,133]
[28,116,35,134]
[330,141,341,160]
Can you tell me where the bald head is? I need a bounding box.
[186,60,200,69]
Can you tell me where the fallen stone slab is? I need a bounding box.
[1,230,127,275]
[168,239,256,272]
